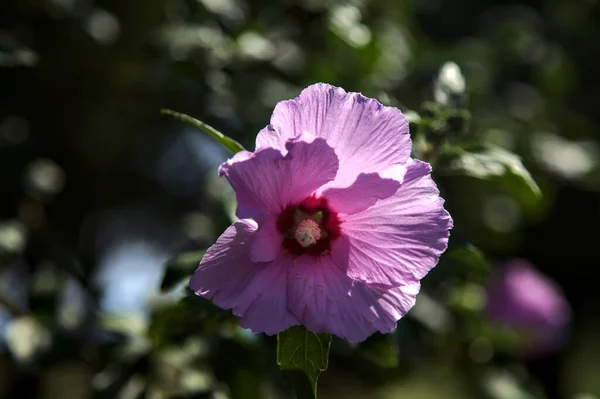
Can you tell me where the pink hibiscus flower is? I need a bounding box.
[190,83,453,342]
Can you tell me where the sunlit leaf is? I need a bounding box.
[434,145,544,251]
[437,144,541,209]
[277,326,331,398]
[161,109,245,154]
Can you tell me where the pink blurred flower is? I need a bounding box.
[190,83,453,342]
[486,259,571,357]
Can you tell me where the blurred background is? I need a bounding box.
[1,0,599,398]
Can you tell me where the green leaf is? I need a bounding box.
[161,109,245,154]
[161,250,206,291]
[435,145,543,252]
[277,326,332,398]
[436,144,542,214]
[282,371,316,399]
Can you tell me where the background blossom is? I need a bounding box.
[485,259,571,358]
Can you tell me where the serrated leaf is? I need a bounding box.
[161,109,245,154]
[277,326,331,398]
[161,250,206,291]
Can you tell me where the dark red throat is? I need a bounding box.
[276,195,341,256]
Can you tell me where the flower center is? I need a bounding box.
[276,195,341,256]
[294,219,321,247]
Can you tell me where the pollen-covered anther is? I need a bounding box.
[294,219,321,247]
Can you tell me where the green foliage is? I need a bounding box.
[432,144,543,251]
[437,145,541,210]
[277,326,332,398]
[417,102,472,140]
[161,109,246,155]
[2,0,594,397]
[161,250,206,292]
[436,241,489,283]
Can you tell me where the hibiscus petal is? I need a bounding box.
[287,255,419,342]
[256,83,411,187]
[190,220,299,334]
[236,260,299,335]
[255,99,306,153]
[332,159,453,287]
[249,217,281,263]
[323,172,401,215]
[219,137,339,219]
